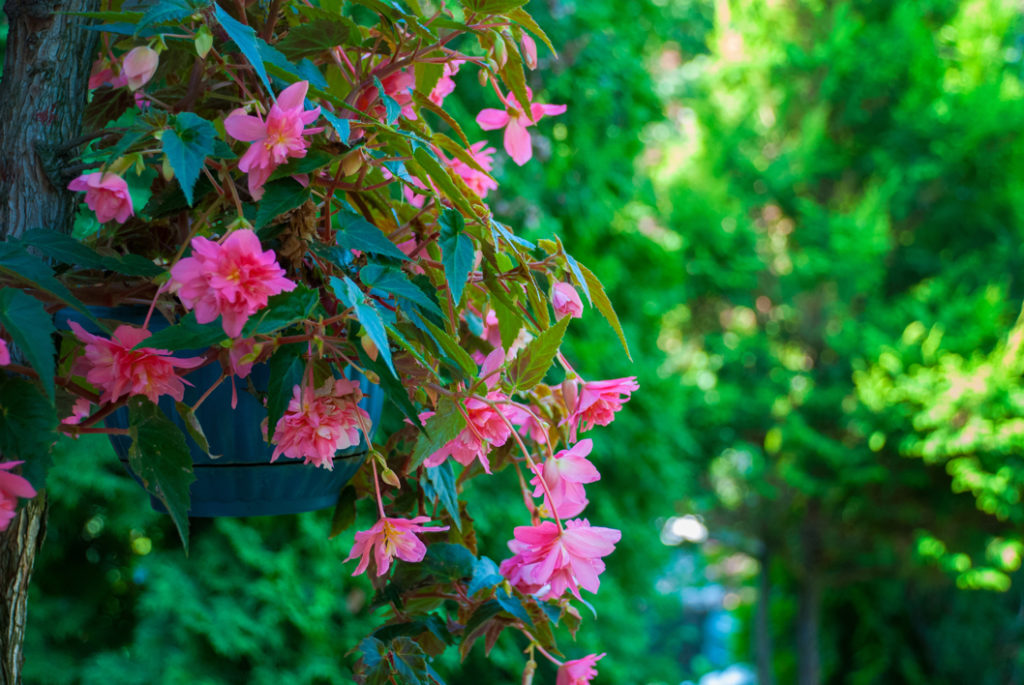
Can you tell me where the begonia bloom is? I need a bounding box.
[271,378,370,469]
[429,61,463,106]
[356,70,416,121]
[476,87,566,166]
[68,172,134,224]
[564,376,639,440]
[224,81,321,199]
[556,653,605,685]
[530,439,600,518]
[170,229,296,338]
[0,339,8,366]
[69,322,203,404]
[551,282,583,319]
[61,398,93,426]
[500,519,620,600]
[122,47,159,91]
[449,141,498,198]
[0,462,36,532]
[345,516,449,577]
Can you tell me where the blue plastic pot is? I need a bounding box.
[58,307,384,517]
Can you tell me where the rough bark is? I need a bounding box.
[0,0,96,681]
[0,0,97,238]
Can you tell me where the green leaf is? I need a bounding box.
[0,244,100,329]
[240,286,320,337]
[495,587,532,626]
[498,36,531,126]
[507,7,556,55]
[355,302,395,376]
[127,397,195,551]
[414,61,444,99]
[360,264,443,317]
[577,261,630,360]
[0,289,56,403]
[410,399,466,468]
[422,543,475,581]
[266,344,304,441]
[419,317,477,379]
[0,376,57,464]
[508,315,570,391]
[334,211,408,261]
[411,147,475,217]
[137,0,196,33]
[439,209,474,306]
[214,4,273,95]
[373,76,402,125]
[133,312,226,351]
[174,401,217,458]
[251,178,310,229]
[415,93,472,149]
[277,15,361,59]
[163,113,216,206]
[269,149,333,181]
[329,485,358,538]
[425,462,461,531]
[467,556,502,596]
[20,229,161,276]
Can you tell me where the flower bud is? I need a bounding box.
[381,467,401,488]
[341,149,363,177]
[122,46,159,91]
[551,281,583,319]
[521,34,538,70]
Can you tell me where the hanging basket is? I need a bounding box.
[58,307,384,517]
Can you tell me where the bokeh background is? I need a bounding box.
[7,0,1024,682]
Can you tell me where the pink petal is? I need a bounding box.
[504,118,533,166]
[276,80,310,111]
[476,108,510,130]
[224,113,267,142]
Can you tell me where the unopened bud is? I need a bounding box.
[521,34,538,70]
[341,149,363,176]
[381,467,401,488]
[361,333,379,361]
[493,36,508,68]
[161,155,174,181]
[561,377,579,412]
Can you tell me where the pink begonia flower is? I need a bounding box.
[88,59,124,89]
[224,80,322,199]
[0,339,8,366]
[505,403,550,444]
[557,653,605,685]
[69,322,203,404]
[355,70,416,121]
[68,172,134,224]
[448,141,498,199]
[170,229,296,338]
[564,376,639,441]
[271,378,371,469]
[551,281,583,319]
[61,398,93,426]
[476,86,566,166]
[122,46,159,91]
[521,35,538,70]
[0,462,37,532]
[530,439,600,519]
[429,61,463,107]
[345,516,449,577]
[499,519,620,600]
[424,349,512,473]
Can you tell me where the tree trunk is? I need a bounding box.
[0,0,97,237]
[0,0,96,681]
[797,501,823,685]
[756,543,775,685]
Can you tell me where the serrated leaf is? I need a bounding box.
[498,36,531,126]
[414,92,471,148]
[269,149,333,181]
[414,61,444,98]
[410,399,466,468]
[0,376,57,464]
[329,485,358,538]
[495,587,532,626]
[137,0,195,33]
[0,289,56,403]
[214,4,273,95]
[240,286,320,336]
[174,401,217,458]
[412,147,475,217]
[335,211,408,260]
[419,317,477,378]
[478,0,529,11]
[355,302,395,376]
[251,178,310,229]
[0,243,100,329]
[508,315,569,391]
[422,543,475,580]
[425,461,461,531]
[266,344,304,441]
[439,209,474,307]
[127,397,194,550]
[163,112,216,206]
[134,312,225,351]
[467,556,502,595]
[277,15,361,59]
[507,7,556,55]
[19,230,163,277]
[562,246,591,304]
[577,261,630,360]
[360,264,443,317]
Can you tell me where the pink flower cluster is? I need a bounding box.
[224,81,321,199]
[0,462,36,532]
[500,519,620,601]
[530,439,600,518]
[170,229,296,338]
[403,141,498,207]
[271,378,371,470]
[423,350,514,473]
[69,322,203,404]
[477,87,566,166]
[68,172,134,224]
[345,515,449,577]
[564,376,639,440]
